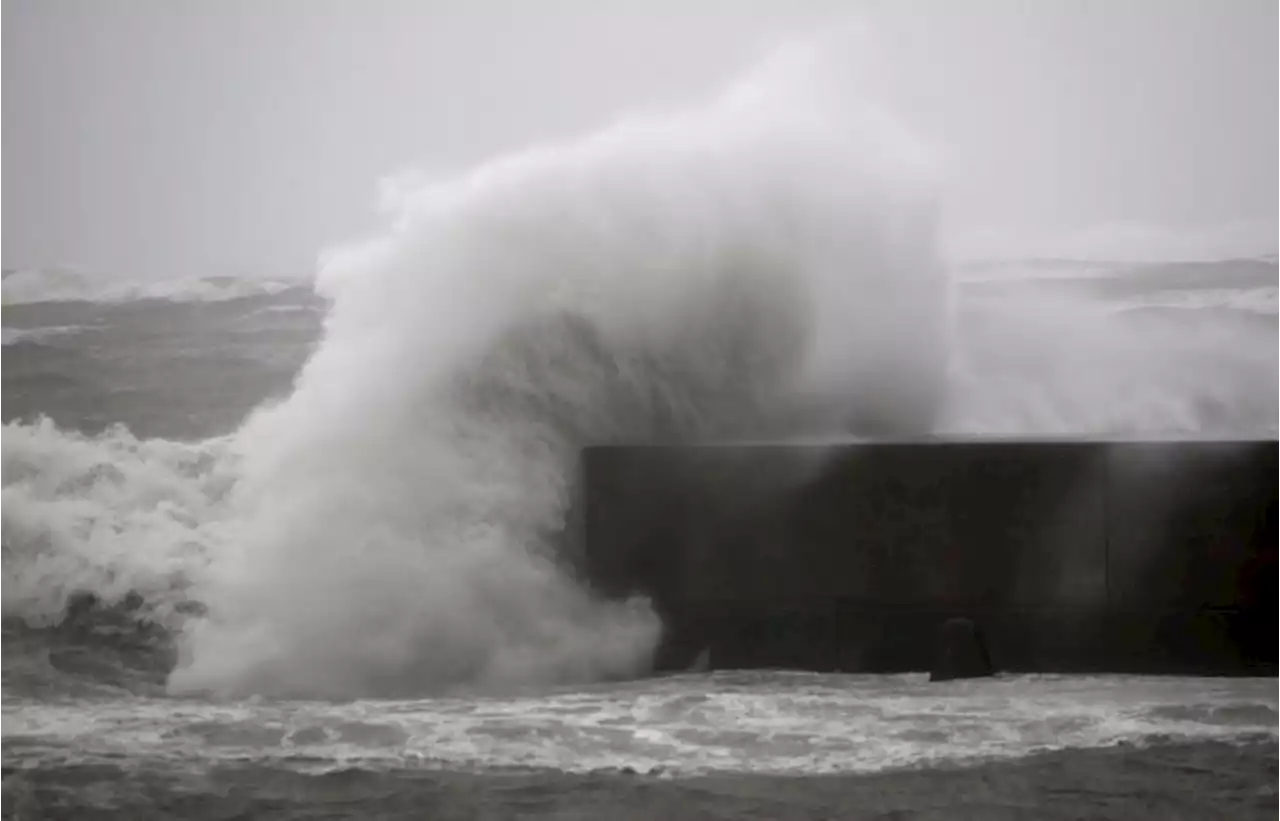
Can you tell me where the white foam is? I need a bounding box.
[4,673,1275,775]
[1,418,238,627]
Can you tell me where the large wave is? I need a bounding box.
[164,43,948,698]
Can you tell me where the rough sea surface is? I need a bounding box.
[3,259,1277,819]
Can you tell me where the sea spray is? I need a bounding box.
[944,287,1278,435]
[166,42,950,698]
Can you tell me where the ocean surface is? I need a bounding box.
[3,51,1278,817]
[3,257,1277,818]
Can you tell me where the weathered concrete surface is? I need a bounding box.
[578,440,1277,675]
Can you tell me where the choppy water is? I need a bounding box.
[3,672,1277,779]
[4,265,1276,786]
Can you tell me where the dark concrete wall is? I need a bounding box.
[578,440,1277,676]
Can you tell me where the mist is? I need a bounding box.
[3,0,1275,279]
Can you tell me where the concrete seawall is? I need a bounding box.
[577,440,1277,675]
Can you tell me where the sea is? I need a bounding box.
[3,50,1278,819]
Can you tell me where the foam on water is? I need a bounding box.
[4,674,1275,776]
[1,419,236,627]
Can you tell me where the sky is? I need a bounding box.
[2,0,1276,278]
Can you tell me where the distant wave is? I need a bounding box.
[1,326,88,346]
[1,268,310,306]
[1111,286,1278,317]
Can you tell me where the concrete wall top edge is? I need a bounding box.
[581,437,1278,453]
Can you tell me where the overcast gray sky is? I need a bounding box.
[3,0,1276,278]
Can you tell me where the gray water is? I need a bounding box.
[3,262,1276,789]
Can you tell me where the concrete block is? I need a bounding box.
[577,439,1277,675]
